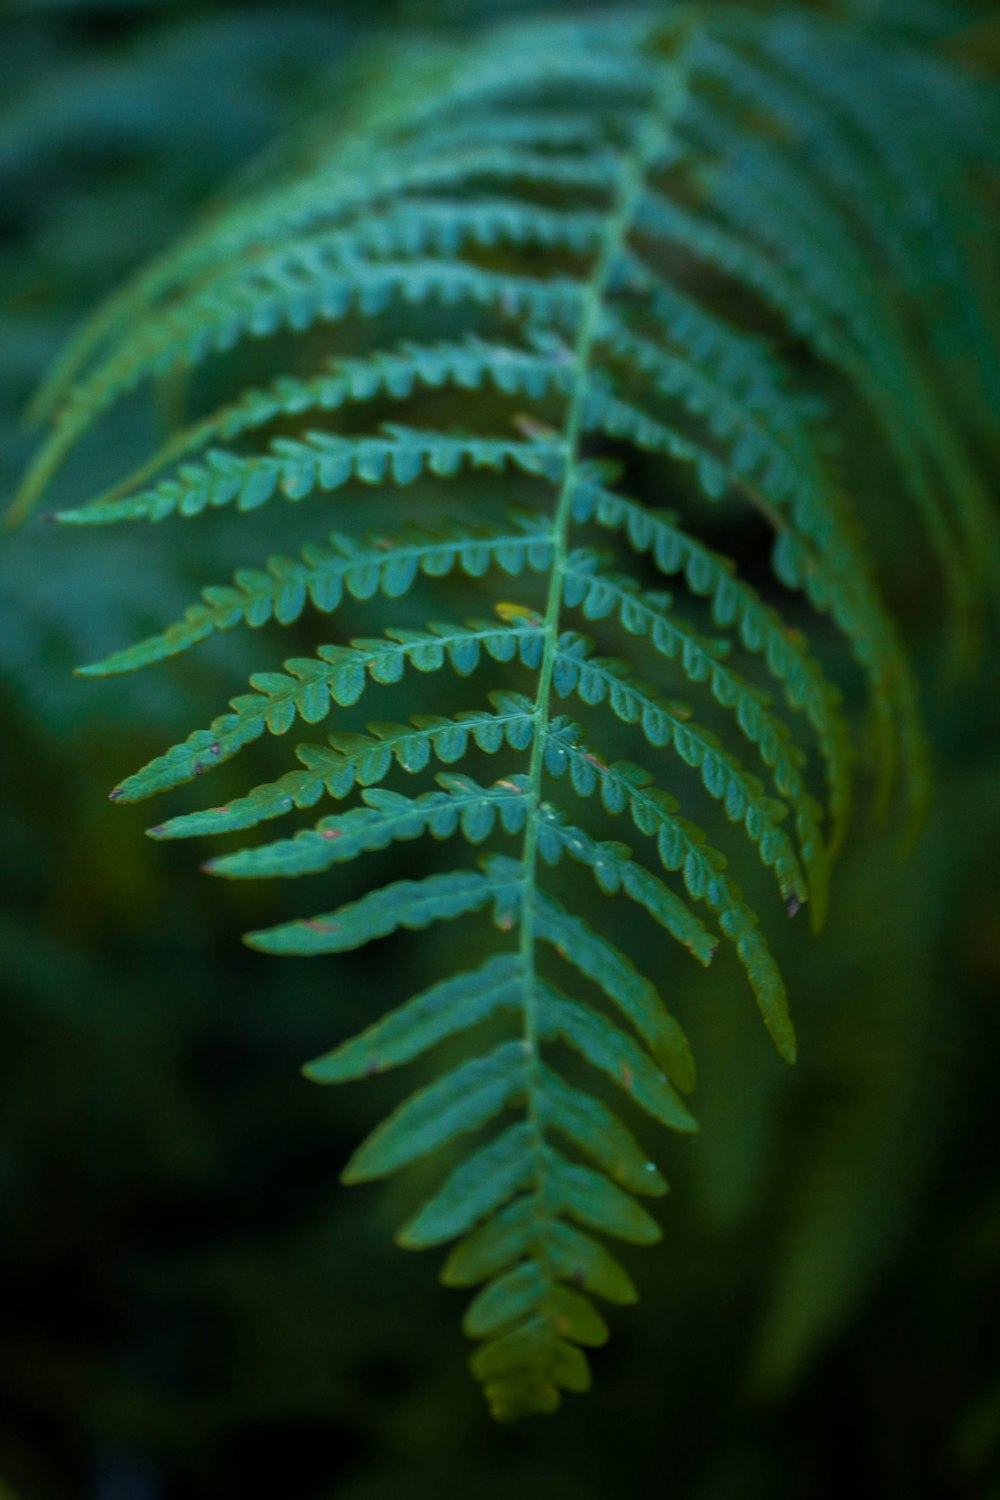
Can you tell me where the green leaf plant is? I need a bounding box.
[11,6,999,1420]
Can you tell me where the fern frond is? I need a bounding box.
[80,338,576,510]
[58,426,566,526]
[561,552,826,901]
[247,860,519,956]
[22,138,622,437]
[109,617,545,803]
[80,513,555,675]
[574,483,854,855]
[541,731,794,1060]
[16,3,997,1417]
[148,694,537,838]
[744,16,1000,432]
[549,630,805,900]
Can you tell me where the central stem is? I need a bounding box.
[515,48,694,1205]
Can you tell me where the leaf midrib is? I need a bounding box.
[515,48,695,1243]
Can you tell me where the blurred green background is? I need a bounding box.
[2,2,999,1496]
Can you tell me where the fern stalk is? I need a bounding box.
[486,44,699,1419]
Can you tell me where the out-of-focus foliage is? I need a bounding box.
[1,0,999,1493]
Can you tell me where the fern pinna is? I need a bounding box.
[13,8,998,1418]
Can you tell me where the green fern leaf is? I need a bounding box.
[15,3,997,1419]
[80,514,555,675]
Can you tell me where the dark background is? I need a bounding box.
[2,2,999,1496]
